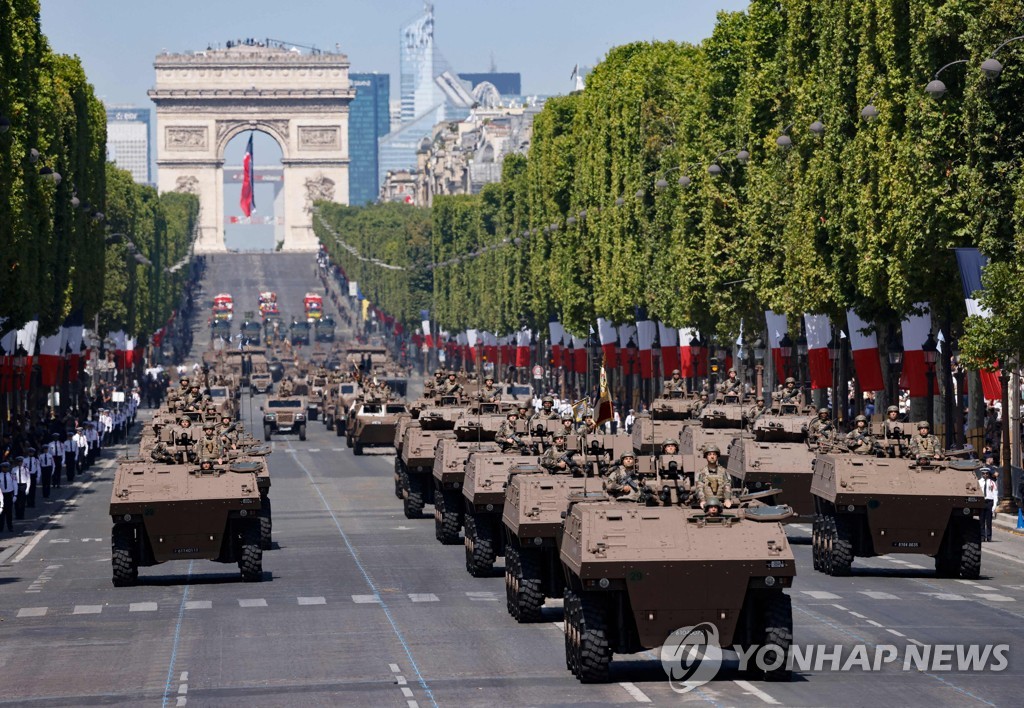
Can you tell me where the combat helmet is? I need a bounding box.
[704,444,721,456]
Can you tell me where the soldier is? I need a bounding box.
[477,376,500,403]
[718,368,742,397]
[703,495,725,518]
[219,414,238,450]
[775,377,803,406]
[440,372,463,397]
[516,404,531,422]
[540,433,577,474]
[24,448,40,508]
[495,412,524,452]
[660,438,680,457]
[199,423,224,462]
[692,392,711,418]
[695,446,732,508]
[530,395,559,427]
[578,410,598,436]
[807,408,836,444]
[38,442,54,500]
[604,452,642,501]
[47,433,64,490]
[0,462,16,532]
[663,369,686,397]
[745,397,767,428]
[423,368,445,395]
[151,441,176,464]
[908,421,943,460]
[882,405,905,440]
[845,415,876,455]
[559,414,576,438]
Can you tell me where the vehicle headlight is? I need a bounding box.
[296,414,306,420]
[265,413,276,420]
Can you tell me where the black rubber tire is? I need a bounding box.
[759,592,794,681]
[464,513,495,577]
[263,423,272,442]
[564,589,578,674]
[822,515,834,575]
[111,525,138,587]
[394,459,406,500]
[335,419,344,437]
[404,474,424,518]
[309,409,318,422]
[353,442,364,455]
[957,520,982,580]
[508,545,545,623]
[238,524,263,582]
[576,591,612,683]
[298,424,307,442]
[830,514,853,577]
[259,496,273,550]
[346,431,354,448]
[434,484,461,544]
[811,514,822,571]
[505,544,521,620]
[323,414,332,428]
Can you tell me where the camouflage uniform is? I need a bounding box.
[540,439,572,474]
[199,430,224,461]
[663,372,686,396]
[845,420,876,455]
[530,406,559,428]
[604,456,641,501]
[494,418,522,451]
[718,373,742,397]
[695,465,731,506]
[691,395,711,418]
[477,383,500,402]
[909,428,942,458]
[807,413,836,443]
[745,400,767,426]
[776,379,803,407]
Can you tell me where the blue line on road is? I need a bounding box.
[162,560,194,708]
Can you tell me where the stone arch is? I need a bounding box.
[216,120,290,161]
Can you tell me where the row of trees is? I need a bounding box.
[0,0,197,345]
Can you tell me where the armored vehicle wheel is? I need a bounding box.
[758,592,793,682]
[259,496,273,550]
[829,515,854,576]
[434,485,461,544]
[353,442,364,455]
[958,521,981,579]
[346,431,353,448]
[324,414,332,428]
[811,515,822,571]
[563,589,579,674]
[394,459,406,500]
[464,513,496,577]
[403,474,424,518]
[111,525,138,587]
[298,423,307,441]
[506,544,544,623]
[309,409,318,422]
[821,516,834,574]
[238,524,263,582]
[335,419,344,437]
[263,423,272,441]
[575,590,612,683]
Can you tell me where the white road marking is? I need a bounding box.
[408,702,419,708]
[887,629,905,637]
[395,675,407,685]
[552,621,565,630]
[48,538,70,544]
[130,602,158,612]
[983,546,1024,567]
[849,611,867,619]
[408,593,439,603]
[178,685,188,694]
[352,594,381,604]
[176,699,186,707]
[297,596,326,605]
[801,590,841,600]
[955,579,980,586]
[831,604,848,611]
[17,607,47,618]
[401,688,414,698]
[80,537,103,542]
[239,598,267,607]
[908,639,927,647]
[185,601,211,610]
[331,447,344,451]
[860,591,899,600]
[180,672,189,682]
[619,681,652,703]
[866,620,883,627]
[733,679,780,705]
[13,529,50,562]
[923,593,967,601]
[977,593,1014,602]
[73,605,103,615]
[901,563,926,570]
[389,663,401,673]
[466,591,499,601]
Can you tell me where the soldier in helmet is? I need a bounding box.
[663,369,686,397]
[695,445,732,508]
[604,452,642,501]
[745,396,767,429]
[776,377,803,407]
[477,376,500,403]
[440,372,463,397]
[704,495,726,518]
[199,423,224,463]
[845,415,876,454]
[424,368,445,395]
[908,421,943,459]
[495,411,524,452]
[578,410,598,436]
[559,413,576,438]
[516,403,531,422]
[660,438,679,456]
[807,407,836,444]
[718,367,742,397]
[692,391,711,418]
[530,395,559,427]
[540,432,577,474]
[882,405,905,439]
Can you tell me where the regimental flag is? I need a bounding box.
[571,398,588,423]
[846,309,884,392]
[240,133,255,217]
[595,363,614,427]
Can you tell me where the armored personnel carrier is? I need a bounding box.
[728,438,815,519]
[680,424,735,471]
[631,415,692,454]
[433,438,500,544]
[700,393,749,429]
[811,445,987,578]
[462,450,539,577]
[398,421,456,517]
[560,500,795,683]
[348,399,408,455]
[109,459,264,585]
[262,390,309,441]
[332,382,360,436]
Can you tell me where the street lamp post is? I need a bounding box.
[887,331,904,414]
[828,331,841,415]
[922,332,938,429]
[689,334,702,393]
[753,338,766,399]
[795,332,809,397]
[779,332,794,383]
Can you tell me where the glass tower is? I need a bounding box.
[348,73,391,206]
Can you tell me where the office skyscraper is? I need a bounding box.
[348,73,390,206]
[106,107,151,184]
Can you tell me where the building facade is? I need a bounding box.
[106,106,151,184]
[348,73,390,206]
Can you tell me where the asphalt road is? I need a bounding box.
[2,253,1023,706]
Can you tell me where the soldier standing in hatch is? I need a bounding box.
[745,397,767,429]
[440,372,463,397]
[718,368,742,397]
[530,395,559,427]
[775,377,803,406]
[695,446,732,508]
[692,392,711,418]
[604,452,642,501]
[845,415,876,454]
[807,408,836,444]
[663,369,686,397]
[495,412,524,452]
[540,433,574,474]
[477,376,500,402]
[199,424,224,463]
[908,421,943,459]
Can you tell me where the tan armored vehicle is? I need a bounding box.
[332,382,360,436]
[433,439,500,544]
[348,399,408,455]
[398,421,456,517]
[700,393,749,428]
[728,438,815,519]
[250,369,272,394]
[631,415,691,454]
[560,500,795,683]
[109,460,264,585]
[462,450,539,577]
[681,424,735,471]
[811,444,986,577]
[262,391,309,441]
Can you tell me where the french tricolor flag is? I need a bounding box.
[548,320,564,369]
[847,309,884,392]
[765,311,788,382]
[515,329,532,368]
[900,305,933,398]
[658,322,679,376]
[240,133,255,217]
[803,314,832,390]
[596,318,618,367]
[636,319,656,379]
[955,248,1001,400]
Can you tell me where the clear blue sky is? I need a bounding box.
[40,0,749,105]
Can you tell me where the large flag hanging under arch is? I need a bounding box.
[240,133,255,217]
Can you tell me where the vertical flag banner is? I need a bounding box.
[803,314,832,390]
[846,310,884,391]
[548,319,564,370]
[596,318,619,367]
[900,304,932,397]
[515,329,532,368]
[636,320,656,379]
[240,133,256,217]
[765,311,789,382]
[617,324,637,375]
[658,323,679,376]
[571,334,587,375]
[954,248,1001,399]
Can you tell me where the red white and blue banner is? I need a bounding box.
[803,314,832,390]
[765,311,788,382]
[954,248,1001,399]
[846,309,884,392]
[240,133,255,217]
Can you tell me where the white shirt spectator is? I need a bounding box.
[983,474,999,511]
[72,430,88,454]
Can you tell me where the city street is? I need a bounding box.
[0,254,1020,706]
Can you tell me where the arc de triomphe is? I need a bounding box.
[149,42,353,252]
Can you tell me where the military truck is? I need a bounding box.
[398,421,456,517]
[289,320,311,346]
[728,438,816,519]
[560,500,795,683]
[109,460,264,585]
[463,450,539,577]
[241,319,261,345]
[433,439,500,544]
[210,319,232,343]
[348,399,408,455]
[250,369,272,394]
[314,315,337,343]
[262,393,309,441]
[811,445,987,578]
